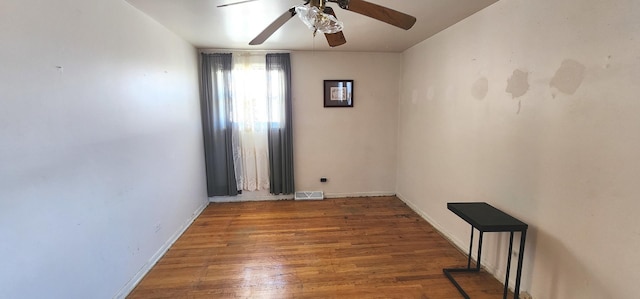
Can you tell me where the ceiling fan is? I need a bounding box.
[218,0,417,47]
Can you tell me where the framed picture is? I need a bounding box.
[324,80,354,107]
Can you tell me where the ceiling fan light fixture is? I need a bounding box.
[295,5,344,34]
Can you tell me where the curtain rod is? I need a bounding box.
[199,49,291,54]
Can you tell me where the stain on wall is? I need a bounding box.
[411,89,419,104]
[506,69,530,98]
[472,77,489,100]
[426,86,435,101]
[550,59,586,95]
[604,55,612,69]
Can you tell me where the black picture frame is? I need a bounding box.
[324,80,354,107]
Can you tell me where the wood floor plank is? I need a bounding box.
[128,196,512,298]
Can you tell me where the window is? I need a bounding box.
[231,54,270,192]
[200,52,293,197]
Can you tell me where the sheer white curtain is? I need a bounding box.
[231,54,270,191]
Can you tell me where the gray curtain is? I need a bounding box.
[266,53,295,195]
[200,53,238,197]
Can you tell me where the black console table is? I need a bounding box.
[443,202,528,299]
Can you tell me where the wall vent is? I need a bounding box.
[294,191,324,200]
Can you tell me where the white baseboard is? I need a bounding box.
[209,191,396,202]
[209,190,293,202]
[324,191,396,198]
[395,192,465,248]
[113,200,209,299]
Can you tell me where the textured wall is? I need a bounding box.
[291,51,401,198]
[397,0,640,298]
[0,1,207,298]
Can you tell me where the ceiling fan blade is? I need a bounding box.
[323,7,347,47]
[249,7,297,45]
[217,0,260,8]
[325,31,346,47]
[342,0,416,30]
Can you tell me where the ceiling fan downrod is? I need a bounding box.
[309,0,326,10]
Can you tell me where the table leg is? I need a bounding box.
[476,231,484,271]
[514,230,527,299]
[444,226,480,299]
[504,232,514,299]
[467,227,474,269]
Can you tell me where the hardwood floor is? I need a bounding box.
[128,196,512,298]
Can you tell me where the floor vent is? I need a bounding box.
[294,191,324,200]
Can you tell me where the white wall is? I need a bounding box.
[397,0,640,298]
[291,51,400,198]
[0,1,207,298]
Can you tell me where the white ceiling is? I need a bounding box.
[126,0,498,52]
